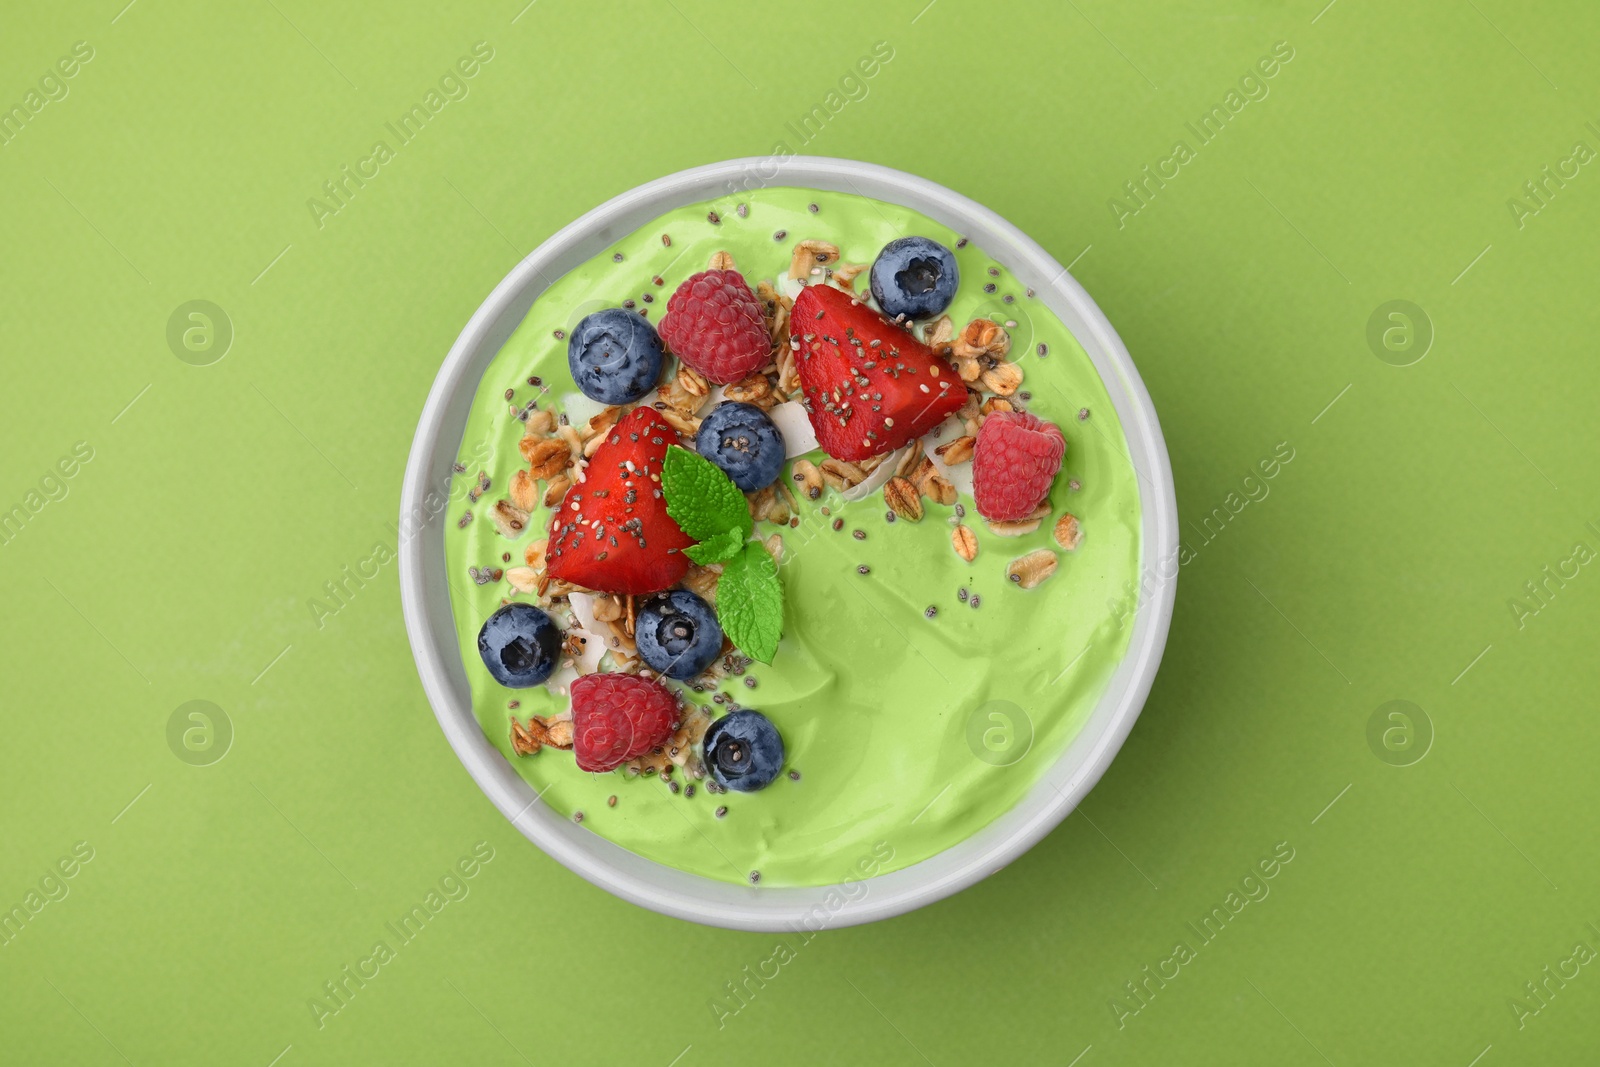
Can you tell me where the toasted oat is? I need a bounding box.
[829,262,868,291]
[763,532,785,564]
[1053,513,1083,550]
[683,563,722,603]
[980,361,1024,397]
[587,404,624,439]
[724,373,774,406]
[925,315,955,347]
[676,362,711,398]
[935,435,976,465]
[658,407,701,436]
[857,452,887,474]
[952,353,983,382]
[510,717,547,756]
[523,539,548,570]
[819,457,867,491]
[1007,549,1059,589]
[658,377,707,417]
[951,524,979,562]
[895,446,924,478]
[774,345,800,398]
[591,593,624,623]
[884,477,923,522]
[708,250,736,271]
[543,717,574,749]
[910,456,957,506]
[957,390,983,422]
[543,473,571,508]
[509,469,539,512]
[522,437,572,482]
[790,459,823,500]
[755,280,793,346]
[985,503,1051,537]
[952,319,1011,361]
[556,424,585,458]
[981,397,1015,417]
[523,408,556,435]
[789,239,841,279]
[489,499,531,539]
[505,566,541,593]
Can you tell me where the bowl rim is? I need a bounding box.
[399,156,1178,931]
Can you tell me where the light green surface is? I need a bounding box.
[444,187,1140,887]
[3,1,1599,1063]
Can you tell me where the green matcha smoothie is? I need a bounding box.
[444,188,1142,887]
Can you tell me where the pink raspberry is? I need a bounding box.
[658,269,771,384]
[570,673,682,773]
[972,411,1066,522]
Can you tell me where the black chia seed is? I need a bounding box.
[857,564,870,575]
[612,252,624,263]
[573,811,585,824]
[983,283,997,294]
[1078,408,1090,420]
[970,594,982,609]
[958,587,969,602]
[744,676,757,689]
[807,203,819,214]
[852,529,866,541]
[716,806,728,818]
[748,870,761,884]
[924,605,937,618]
[788,769,800,781]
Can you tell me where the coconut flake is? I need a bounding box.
[768,401,819,458]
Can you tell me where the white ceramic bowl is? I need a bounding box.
[400,157,1178,931]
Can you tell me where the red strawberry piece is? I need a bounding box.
[972,411,1066,521]
[791,283,965,462]
[546,407,694,595]
[659,269,771,384]
[570,672,682,772]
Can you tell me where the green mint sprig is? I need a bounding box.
[661,445,783,663]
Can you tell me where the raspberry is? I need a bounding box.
[972,411,1066,522]
[658,269,771,384]
[570,673,681,773]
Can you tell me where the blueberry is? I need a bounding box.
[704,710,784,792]
[568,308,664,404]
[869,236,960,320]
[696,402,785,492]
[636,590,723,680]
[477,602,561,688]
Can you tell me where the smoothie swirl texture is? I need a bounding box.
[444,188,1142,888]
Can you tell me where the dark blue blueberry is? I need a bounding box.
[704,709,784,792]
[477,602,561,688]
[869,236,960,320]
[636,590,722,680]
[696,401,785,492]
[567,308,664,404]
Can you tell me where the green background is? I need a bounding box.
[2,0,1596,1063]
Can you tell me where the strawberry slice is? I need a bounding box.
[791,283,965,461]
[545,407,694,595]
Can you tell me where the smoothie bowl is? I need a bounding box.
[400,158,1177,930]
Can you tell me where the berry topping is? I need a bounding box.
[477,602,561,688]
[695,401,786,492]
[635,589,723,680]
[972,410,1066,522]
[545,407,695,595]
[790,283,965,461]
[703,709,784,792]
[567,308,664,405]
[658,269,771,384]
[869,236,959,320]
[570,672,682,773]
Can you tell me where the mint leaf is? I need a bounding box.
[662,445,752,542]
[684,527,744,566]
[718,542,783,664]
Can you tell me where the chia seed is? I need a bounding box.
[707,210,720,225]
[642,293,653,303]
[1078,408,1090,420]
[736,203,748,218]
[653,275,664,286]
[502,552,511,562]
[661,234,672,246]
[503,388,514,401]
[958,587,969,602]
[623,299,636,309]
[970,594,982,609]
[1069,479,1081,492]
[807,203,819,214]
[1018,391,1032,401]
[1003,294,1014,304]
[573,811,585,824]
[748,870,761,884]
[774,229,788,241]
[954,503,966,518]
[924,605,937,618]
[885,511,896,524]
[684,785,696,798]
[612,252,624,263]
[983,283,996,294]
[508,699,520,709]
[956,237,968,248]
[553,329,565,340]
[529,375,543,387]
[852,529,866,541]
[716,806,728,818]
[744,676,757,689]
[987,267,999,277]
[832,518,844,531]
[668,780,680,794]
[857,564,870,575]
[607,795,617,807]
[788,770,801,781]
